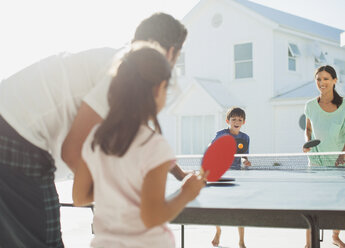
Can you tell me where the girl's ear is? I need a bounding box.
[154,81,167,97]
[166,47,180,67]
[226,119,230,125]
[166,47,175,62]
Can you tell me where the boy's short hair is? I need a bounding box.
[226,107,246,121]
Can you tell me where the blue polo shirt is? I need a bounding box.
[212,128,250,170]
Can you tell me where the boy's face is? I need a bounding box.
[226,115,245,131]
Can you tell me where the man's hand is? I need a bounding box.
[170,163,189,181]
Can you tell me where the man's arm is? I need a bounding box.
[61,101,102,173]
[73,156,94,206]
[170,163,188,181]
[62,101,187,178]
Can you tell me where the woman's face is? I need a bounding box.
[315,70,337,95]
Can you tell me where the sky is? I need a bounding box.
[0,0,344,81]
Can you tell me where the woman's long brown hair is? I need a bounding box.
[92,48,171,156]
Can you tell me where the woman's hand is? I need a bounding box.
[335,154,345,166]
[303,147,311,153]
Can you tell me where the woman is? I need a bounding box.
[304,65,345,248]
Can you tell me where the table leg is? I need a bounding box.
[302,214,320,248]
[181,224,184,248]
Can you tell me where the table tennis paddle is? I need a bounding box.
[201,135,236,182]
[303,139,320,149]
[235,138,248,154]
[217,177,235,182]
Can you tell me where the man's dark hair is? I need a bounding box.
[133,12,187,55]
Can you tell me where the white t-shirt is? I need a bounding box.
[0,47,116,158]
[82,125,176,248]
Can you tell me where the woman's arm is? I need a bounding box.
[72,159,94,206]
[303,118,312,152]
[335,144,345,166]
[141,162,206,228]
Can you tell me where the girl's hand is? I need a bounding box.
[303,147,311,153]
[181,171,209,201]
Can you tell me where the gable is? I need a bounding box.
[183,0,343,44]
[171,82,223,115]
[233,0,343,43]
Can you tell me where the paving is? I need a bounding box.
[60,206,343,248]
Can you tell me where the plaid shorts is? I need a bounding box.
[0,116,64,248]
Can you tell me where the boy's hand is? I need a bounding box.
[243,160,251,167]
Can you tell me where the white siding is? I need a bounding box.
[273,104,306,153]
[161,0,345,155]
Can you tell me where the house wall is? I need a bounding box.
[159,81,225,154]
[162,0,345,155]
[273,103,306,153]
[182,0,278,153]
[271,33,345,154]
[321,42,345,87]
[273,31,311,95]
[172,83,223,153]
[273,31,345,96]
[158,111,177,153]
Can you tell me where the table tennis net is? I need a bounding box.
[176,152,345,171]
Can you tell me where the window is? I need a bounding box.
[234,43,253,79]
[181,115,215,154]
[334,59,345,83]
[175,52,185,76]
[288,43,300,71]
[314,52,326,68]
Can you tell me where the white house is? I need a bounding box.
[159,0,345,155]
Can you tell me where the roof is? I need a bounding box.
[195,78,243,107]
[272,81,318,100]
[233,0,343,43]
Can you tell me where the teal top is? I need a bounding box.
[304,98,345,166]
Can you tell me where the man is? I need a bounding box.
[0,12,187,247]
[62,13,187,180]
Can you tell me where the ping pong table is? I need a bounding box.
[168,167,345,248]
[57,153,345,248]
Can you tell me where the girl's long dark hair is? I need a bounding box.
[92,48,171,156]
[315,65,343,108]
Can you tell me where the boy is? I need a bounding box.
[211,107,251,248]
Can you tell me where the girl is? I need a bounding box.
[72,47,207,248]
[304,65,345,248]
